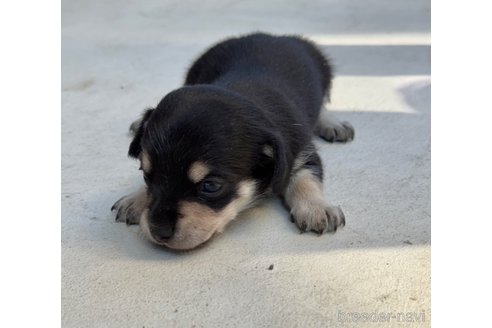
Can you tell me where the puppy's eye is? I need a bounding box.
[199,179,223,195]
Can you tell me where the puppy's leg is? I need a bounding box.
[111,187,149,225]
[315,109,354,142]
[283,147,345,234]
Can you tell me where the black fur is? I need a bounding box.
[128,33,335,237]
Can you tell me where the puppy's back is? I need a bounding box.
[185,33,332,102]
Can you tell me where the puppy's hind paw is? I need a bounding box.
[316,121,354,143]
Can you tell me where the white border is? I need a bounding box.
[0,0,60,326]
[433,0,492,327]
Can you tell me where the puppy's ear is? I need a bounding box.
[128,108,154,158]
[262,131,292,195]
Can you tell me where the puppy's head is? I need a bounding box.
[128,86,290,250]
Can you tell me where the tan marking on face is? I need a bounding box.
[188,161,210,183]
[140,150,151,173]
[140,180,256,250]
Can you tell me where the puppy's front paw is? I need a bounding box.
[111,191,147,225]
[290,204,346,234]
[316,121,354,143]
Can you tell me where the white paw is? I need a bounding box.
[111,191,148,225]
[290,204,346,234]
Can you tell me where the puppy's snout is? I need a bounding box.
[149,203,177,243]
[152,226,174,243]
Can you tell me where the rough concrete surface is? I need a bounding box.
[62,0,431,327]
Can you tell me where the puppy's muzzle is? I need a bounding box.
[150,225,174,243]
[148,205,177,243]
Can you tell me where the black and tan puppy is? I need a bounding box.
[112,33,354,250]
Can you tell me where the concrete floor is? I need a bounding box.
[62,0,430,327]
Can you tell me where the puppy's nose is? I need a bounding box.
[152,227,174,243]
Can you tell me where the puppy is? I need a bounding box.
[112,33,354,250]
